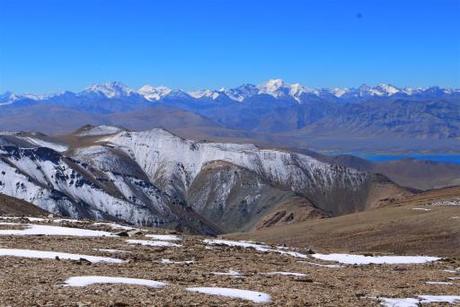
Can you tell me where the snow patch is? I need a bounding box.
[262,272,306,277]
[186,287,271,303]
[378,295,460,307]
[0,248,124,263]
[203,239,308,259]
[431,199,460,206]
[127,239,181,247]
[64,276,166,288]
[203,239,269,250]
[425,281,454,285]
[18,137,68,152]
[211,270,242,277]
[0,224,114,237]
[94,249,131,254]
[145,234,181,241]
[160,258,193,264]
[311,253,440,265]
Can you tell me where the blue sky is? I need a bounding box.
[1,0,459,93]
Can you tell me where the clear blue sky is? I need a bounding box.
[1,0,459,93]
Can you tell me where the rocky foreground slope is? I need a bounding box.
[0,217,459,306]
[0,126,409,234]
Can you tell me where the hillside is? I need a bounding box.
[0,126,410,234]
[227,186,460,257]
[0,193,48,216]
[318,155,460,190]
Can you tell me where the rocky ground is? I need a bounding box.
[0,218,459,306]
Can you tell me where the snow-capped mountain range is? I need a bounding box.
[1,79,459,106]
[1,79,459,144]
[0,126,408,233]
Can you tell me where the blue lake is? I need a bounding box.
[352,153,460,165]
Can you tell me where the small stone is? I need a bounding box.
[294,276,313,283]
[115,231,129,237]
[127,229,143,237]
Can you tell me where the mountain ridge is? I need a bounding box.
[1,80,459,153]
[2,79,459,105]
[0,126,410,234]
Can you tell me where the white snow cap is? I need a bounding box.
[85,81,134,98]
[258,79,319,102]
[138,85,172,101]
[258,79,290,98]
[189,89,222,100]
[375,83,400,95]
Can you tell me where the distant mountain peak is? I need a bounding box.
[264,78,286,89]
[189,89,222,100]
[85,81,134,98]
[222,84,259,102]
[138,85,172,101]
[374,83,401,95]
[258,79,292,98]
[258,79,321,102]
[331,88,350,97]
